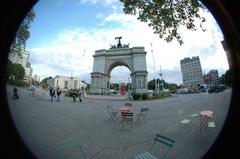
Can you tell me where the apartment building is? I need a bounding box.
[180,56,203,87]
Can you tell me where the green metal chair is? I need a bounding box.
[56,137,91,159]
[134,134,175,159]
[135,107,149,125]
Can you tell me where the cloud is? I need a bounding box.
[79,0,118,5]
[29,5,228,85]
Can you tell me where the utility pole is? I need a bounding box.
[150,42,157,93]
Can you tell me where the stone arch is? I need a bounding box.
[90,47,148,95]
[106,61,132,75]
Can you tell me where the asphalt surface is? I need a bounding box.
[6,85,231,159]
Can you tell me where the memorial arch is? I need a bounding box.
[90,37,148,95]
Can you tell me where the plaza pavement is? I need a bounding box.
[6,85,231,159]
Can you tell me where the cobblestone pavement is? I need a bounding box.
[6,85,231,159]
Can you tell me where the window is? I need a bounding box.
[64,81,68,89]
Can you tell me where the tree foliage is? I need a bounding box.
[110,83,120,90]
[148,78,178,90]
[40,76,53,88]
[119,0,206,45]
[7,60,25,80]
[10,9,35,57]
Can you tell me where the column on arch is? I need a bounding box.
[131,71,148,94]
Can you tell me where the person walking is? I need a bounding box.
[31,86,36,97]
[72,89,77,102]
[78,89,82,102]
[13,87,19,99]
[56,87,61,102]
[49,87,55,102]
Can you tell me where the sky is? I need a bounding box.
[26,0,229,84]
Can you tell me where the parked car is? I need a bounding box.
[208,86,219,93]
[208,85,226,93]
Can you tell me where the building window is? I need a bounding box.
[64,81,68,89]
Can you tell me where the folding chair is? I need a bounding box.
[121,112,134,129]
[125,102,132,107]
[107,105,118,121]
[135,107,149,125]
[135,134,175,159]
[178,110,190,125]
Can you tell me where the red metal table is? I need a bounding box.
[199,110,213,133]
[118,106,132,113]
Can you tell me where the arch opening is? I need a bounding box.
[109,65,131,96]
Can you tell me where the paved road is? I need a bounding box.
[7,85,231,159]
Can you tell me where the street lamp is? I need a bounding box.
[159,73,164,92]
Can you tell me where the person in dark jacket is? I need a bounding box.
[56,88,61,102]
[72,89,77,102]
[49,87,55,102]
[13,87,19,99]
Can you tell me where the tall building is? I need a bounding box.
[180,56,203,87]
[8,45,33,82]
[203,69,219,87]
[8,46,30,67]
[47,75,87,90]
[221,40,232,68]
[33,75,40,82]
[24,62,33,83]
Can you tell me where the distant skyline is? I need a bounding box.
[26,0,229,84]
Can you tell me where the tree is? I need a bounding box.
[148,79,156,90]
[10,9,35,57]
[110,83,120,90]
[225,69,233,86]
[119,0,206,45]
[7,60,25,80]
[40,76,52,88]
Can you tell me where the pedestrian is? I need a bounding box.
[83,89,86,98]
[31,86,36,97]
[13,87,19,99]
[56,87,61,102]
[72,89,76,102]
[78,89,82,102]
[49,87,55,102]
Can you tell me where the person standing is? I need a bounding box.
[78,89,82,102]
[56,88,61,102]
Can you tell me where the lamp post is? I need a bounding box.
[128,77,131,99]
[159,73,162,92]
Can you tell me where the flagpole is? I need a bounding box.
[150,42,157,93]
